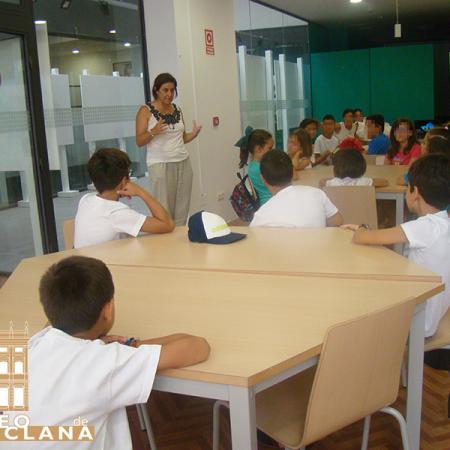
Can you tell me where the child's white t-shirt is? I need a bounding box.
[326,177,373,187]
[250,185,338,228]
[335,122,358,142]
[0,327,161,450]
[400,210,450,337]
[74,193,146,248]
[313,135,339,163]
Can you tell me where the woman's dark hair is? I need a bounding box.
[387,118,418,160]
[239,129,272,168]
[88,148,131,193]
[408,153,450,210]
[40,256,114,335]
[332,148,367,179]
[260,149,293,187]
[289,128,313,158]
[426,127,450,156]
[299,118,319,129]
[152,73,178,100]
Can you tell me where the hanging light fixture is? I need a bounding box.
[394,0,402,38]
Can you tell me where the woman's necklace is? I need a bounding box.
[149,103,181,129]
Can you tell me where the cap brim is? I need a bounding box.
[207,232,247,245]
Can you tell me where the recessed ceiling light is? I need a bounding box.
[124,42,131,47]
[34,20,47,25]
[109,29,116,34]
[61,0,72,9]
[72,49,79,54]
[350,0,362,3]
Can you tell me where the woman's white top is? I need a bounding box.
[146,104,188,166]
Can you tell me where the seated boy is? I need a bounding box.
[74,148,175,248]
[22,255,210,450]
[343,153,450,337]
[366,114,390,155]
[313,114,339,166]
[250,149,343,228]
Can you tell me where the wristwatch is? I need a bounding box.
[359,224,370,230]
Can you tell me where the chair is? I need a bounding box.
[323,185,378,229]
[424,308,450,418]
[213,300,415,450]
[364,154,385,166]
[62,219,75,250]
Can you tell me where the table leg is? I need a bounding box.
[393,193,405,254]
[229,385,257,450]
[406,302,425,450]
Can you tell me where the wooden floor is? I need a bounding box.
[129,365,450,450]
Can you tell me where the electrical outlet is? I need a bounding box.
[217,191,225,201]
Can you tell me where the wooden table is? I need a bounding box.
[0,228,441,450]
[32,227,439,282]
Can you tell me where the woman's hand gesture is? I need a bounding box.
[151,118,167,136]
[192,120,202,137]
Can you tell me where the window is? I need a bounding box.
[14,361,24,374]
[14,347,23,353]
[0,361,8,374]
[0,387,8,407]
[13,387,24,407]
[0,347,7,353]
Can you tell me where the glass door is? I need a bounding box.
[0,32,45,271]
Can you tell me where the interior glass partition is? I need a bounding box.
[234,0,311,150]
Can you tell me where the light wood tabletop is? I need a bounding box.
[294,164,407,194]
[0,260,443,388]
[33,227,441,282]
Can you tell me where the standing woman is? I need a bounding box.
[136,73,201,226]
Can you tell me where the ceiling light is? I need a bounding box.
[109,29,116,34]
[34,20,47,24]
[124,42,131,47]
[72,49,79,54]
[60,0,72,9]
[350,0,362,3]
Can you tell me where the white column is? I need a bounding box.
[265,50,275,137]
[278,54,289,152]
[297,57,306,123]
[238,45,248,132]
[57,145,78,197]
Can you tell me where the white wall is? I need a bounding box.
[144,0,242,221]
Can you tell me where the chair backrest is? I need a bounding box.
[62,219,75,250]
[364,154,385,166]
[323,185,378,229]
[301,300,415,446]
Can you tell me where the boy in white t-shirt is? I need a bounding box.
[250,149,343,228]
[343,154,450,337]
[3,256,210,450]
[313,114,339,166]
[74,148,175,248]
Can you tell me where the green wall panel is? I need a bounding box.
[370,45,434,123]
[311,49,371,122]
[310,44,435,124]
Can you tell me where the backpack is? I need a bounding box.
[229,173,259,222]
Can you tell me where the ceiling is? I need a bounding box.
[258,0,450,26]
[257,0,450,48]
